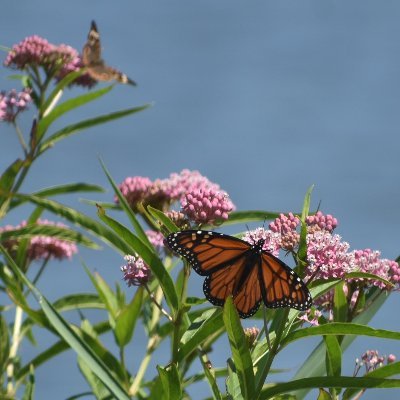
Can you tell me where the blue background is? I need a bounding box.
[1,1,399,398]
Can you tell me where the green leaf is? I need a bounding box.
[21,365,35,400]
[114,287,143,347]
[78,356,111,400]
[0,223,99,249]
[157,364,182,400]
[324,335,341,377]
[317,388,332,400]
[223,297,255,400]
[41,70,85,116]
[9,182,105,210]
[36,85,114,141]
[84,266,119,321]
[226,359,245,400]
[344,272,394,288]
[38,104,150,153]
[177,309,224,363]
[343,362,400,399]
[220,210,281,226]
[281,322,400,349]
[147,205,179,233]
[333,282,347,322]
[0,314,10,373]
[260,376,400,399]
[298,185,314,263]
[100,159,152,249]
[52,293,106,311]
[97,207,179,313]
[0,244,130,400]
[0,158,24,214]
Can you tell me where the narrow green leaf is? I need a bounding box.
[220,210,281,226]
[38,103,150,153]
[324,335,341,377]
[9,182,105,210]
[78,356,111,400]
[157,364,182,400]
[260,376,400,399]
[344,272,393,288]
[0,245,130,400]
[0,224,99,249]
[298,185,314,262]
[36,85,114,141]
[147,205,179,233]
[343,362,400,399]
[84,266,119,321]
[223,297,255,400]
[41,70,85,115]
[52,293,105,311]
[114,287,143,347]
[100,159,152,249]
[21,365,35,400]
[97,207,179,313]
[177,309,223,363]
[333,282,347,322]
[0,314,10,373]
[0,158,24,214]
[226,359,245,400]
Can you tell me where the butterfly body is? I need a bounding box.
[166,230,312,318]
[82,21,136,86]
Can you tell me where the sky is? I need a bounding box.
[1,1,399,399]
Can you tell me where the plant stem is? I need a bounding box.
[6,306,24,396]
[144,284,172,322]
[13,121,28,155]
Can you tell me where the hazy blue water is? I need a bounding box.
[1,1,399,399]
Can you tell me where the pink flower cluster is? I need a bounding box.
[121,254,151,286]
[306,211,338,233]
[0,219,78,261]
[117,169,235,225]
[0,88,32,122]
[354,350,396,376]
[269,212,300,251]
[146,230,165,251]
[242,228,280,257]
[4,35,95,87]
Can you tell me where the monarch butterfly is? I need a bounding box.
[82,21,136,85]
[166,230,312,318]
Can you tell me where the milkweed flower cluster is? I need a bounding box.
[121,254,151,286]
[0,88,32,122]
[0,219,78,261]
[243,327,260,347]
[4,35,95,87]
[146,230,165,251]
[242,228,281,257]
[117,169,235,225]
[354,350,396,376]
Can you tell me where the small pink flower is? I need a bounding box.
[4,35,95,87]
[181,188,235,225]
[0,88,32,122]
[305,231,355,280]
[117,176,153,210]
[269,213,300,251]
[387,354,396,363]
[306,211,338,233]
[299,309,322,326]
[244,327,260,347]
[121,254,151,286]
[242,227,281,256]
[146,230,165,251]
[351,249,400,290]
[165,210,188,228]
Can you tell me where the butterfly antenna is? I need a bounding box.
[263,305,272,353]
[315,200,322,213]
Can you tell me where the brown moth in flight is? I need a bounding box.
[82,20,136,86]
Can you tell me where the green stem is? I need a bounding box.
[6,306,24,396]
[23,258,49,298]
[144,284,172,322]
